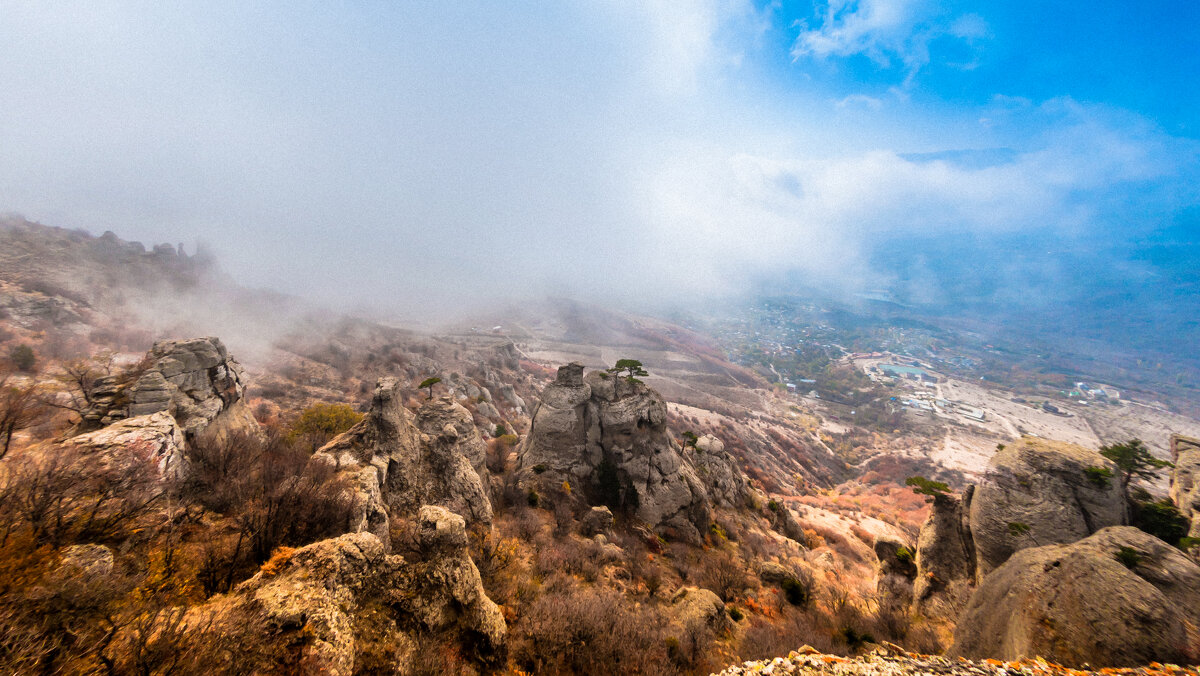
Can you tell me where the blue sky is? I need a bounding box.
[0,1,1197,315]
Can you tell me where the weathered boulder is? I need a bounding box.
[63,411,185,477]
[686,434,750,508]
[314,379,492,537]
[1170,434,1200,537]
[180,510,506,675]
[517,363,711,541]
[669,586,726,631]
[580,505,614,537]
[874,535,916,612]
[969,438,1126,577]
[949,526,1200,668]
[758,561,795,585]
[913,488,975,615]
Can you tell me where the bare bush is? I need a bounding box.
[512,583,678,674]
[701,549,751,603]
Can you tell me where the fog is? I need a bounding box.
[1,2,1198,325]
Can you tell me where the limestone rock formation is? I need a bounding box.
[81,337,260,445]
[950,526,1200,668]
[686,434,750,508]
[968,438,1126,577]
[314,380,493,542]
[912,488,975,615]
[63,411,186,477]
[181,508,505,675]
[414,396,490,486]
[1170,434,1200,537]
[517,363,712,541]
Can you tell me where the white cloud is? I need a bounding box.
[792,0,989,84]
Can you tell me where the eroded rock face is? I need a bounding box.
[969,439,1126,577]
[314,380,493,540]
[1170,434,1200,537]
[81,337,260,445]
[517,363,711,541]
[182,510,506,675]
[686,434,750,508]
[64,411,186,477]
[913,488,976,615]
[949,526,1200,668]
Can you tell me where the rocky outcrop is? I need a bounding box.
[63,411,186,477]
[969,439,1126,577]
[414,396,490,486]
[80,337,260,445]
[314,380,493,542]
[517,363,712,541]
[950,526,1200,668]
[1170,434,1200,537]
[181,507,505,675]
[912,488,975,615]
[686,434,750,508]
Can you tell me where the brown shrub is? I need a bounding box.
[511,583,678,674]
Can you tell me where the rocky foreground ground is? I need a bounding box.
[712,646,1199,676]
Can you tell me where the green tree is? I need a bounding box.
[681,431,698,448]
[8,344,35,372]
[905,475,950,500]
[418,376,442,400]
[1099,439,1172,500]
[606,359,648,382]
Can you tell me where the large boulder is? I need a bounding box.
[1170,434,1200,537]
[969,438,1126,577]
[314,379,493,539]
[517,363,711,541]
[63,411,186,477]
[949,526,1200,668]
[912,488,976,615]
[178,509,506,675]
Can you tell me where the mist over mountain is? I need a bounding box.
[1,3,1197,332]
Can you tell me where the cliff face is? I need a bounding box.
[517,363,714,541]
[1170,434,1200,537]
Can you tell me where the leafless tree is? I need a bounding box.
[0,372,44,460]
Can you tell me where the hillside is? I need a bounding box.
[1,220,1198,674]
